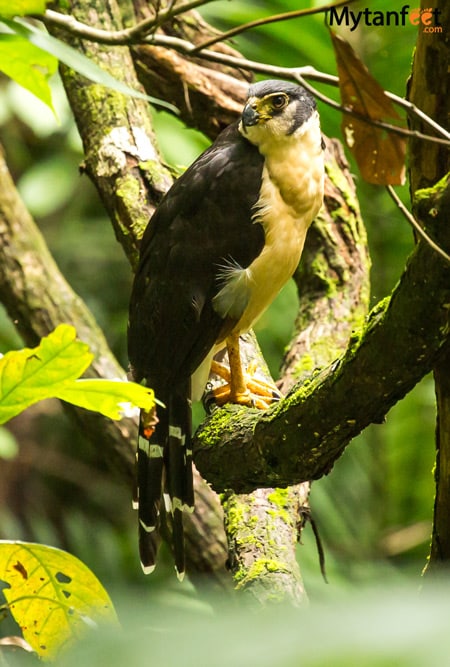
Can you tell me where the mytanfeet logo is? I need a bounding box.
[328,5,443,33]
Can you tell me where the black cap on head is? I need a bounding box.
[245,80,317,135]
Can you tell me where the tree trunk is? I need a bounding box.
[407,0,450,570]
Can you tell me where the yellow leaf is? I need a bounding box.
[0,541,119,661]
[0,325,154,424]
[55,378,155,420]
[0,324,93,424]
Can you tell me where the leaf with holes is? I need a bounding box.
[0,541,119,660]
[330,30,406,185]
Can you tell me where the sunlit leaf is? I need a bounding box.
[7,18,178,113]
[330,31,406,185]
[55,378,155,420]
[0,0,46,16]
[0,34,57,111]
[0,324,93,423]
[0,541,119,661]
[0,324,155,423]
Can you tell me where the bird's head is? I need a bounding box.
[239,80,319,149]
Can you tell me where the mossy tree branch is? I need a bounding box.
[210,334,311,605]
[223,486,310,607]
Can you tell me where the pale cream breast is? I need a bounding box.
[232,113,324,335]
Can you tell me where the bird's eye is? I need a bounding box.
[271,94,288,109]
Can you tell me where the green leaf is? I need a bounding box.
[0,324,155,423]
[55,378,155,420]
[0,0,46,17]
[7,18,178,113]
[0,324,93,423]
[0,34,57,111]
[0,541,119,660]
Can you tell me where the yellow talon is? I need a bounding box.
[209,337,282,409]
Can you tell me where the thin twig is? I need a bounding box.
[291,71,449,146]
[191,0,359,53]
[130,0,218,38]
[34,12,450,146]
[41,9,146,44]
[386,91,450,142]
[298,68,450,142]
[386,185,450,264]
[42,2,218,43]
[155,34,450,145]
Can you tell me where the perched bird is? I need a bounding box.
[128,79,324,579]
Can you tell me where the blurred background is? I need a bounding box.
[0,0,435,607]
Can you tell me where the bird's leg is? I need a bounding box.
[209,334,282,409]
[227,333,252,405]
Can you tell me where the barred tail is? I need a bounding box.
[135,381,194,579]
[136,407,166,574]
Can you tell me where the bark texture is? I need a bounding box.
[407,0,450,569]
[49,0,172,268]
[223,486,309,607]
[209,334,311,605]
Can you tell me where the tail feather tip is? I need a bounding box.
[141,561,156,575]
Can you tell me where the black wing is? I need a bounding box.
[128,122,265,391]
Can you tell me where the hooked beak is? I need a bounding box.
[241,103,260,129]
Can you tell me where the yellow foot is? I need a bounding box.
[208,360,282,409]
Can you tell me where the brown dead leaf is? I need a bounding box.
[330,30,406,185]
